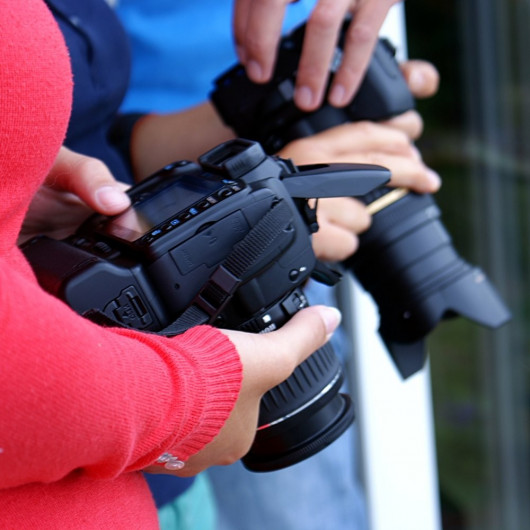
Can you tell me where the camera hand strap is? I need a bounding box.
[84,199,294,337]
[161,199,293,336]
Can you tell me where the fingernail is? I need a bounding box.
[246,60,263,82]
[329,83,347,107]
[294,85,314,110]
[95,186,130,211]
[321,306,342,339]
[426,169,442,190]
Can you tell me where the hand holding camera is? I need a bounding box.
[22,139,389,471]
[233,0,402,109]
[144,304,342,477]
[211,18,511,377]
[18,147,131,245]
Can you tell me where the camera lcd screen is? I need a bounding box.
[105,175,225,242]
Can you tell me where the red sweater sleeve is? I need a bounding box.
[0,256,242,488]
[0,0,241,494]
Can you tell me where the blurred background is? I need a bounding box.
[405,1,530,528]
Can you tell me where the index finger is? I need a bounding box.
[293,0,352,110]
[328,0,401,107]
[233,0,290,83]
[48,146,130,214]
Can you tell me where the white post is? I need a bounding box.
[342,5,442,530]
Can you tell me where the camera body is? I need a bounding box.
[211,19,511,378]
[212,20,414,153]
[23,139,390,471]
[23,140,387,334]
[25,146,311,332]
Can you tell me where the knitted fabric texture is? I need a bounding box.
[0,1,242,527]
[0,0,72,253]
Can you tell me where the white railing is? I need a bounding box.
[341,5,442,529]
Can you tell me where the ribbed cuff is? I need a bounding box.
[164,325,242,459]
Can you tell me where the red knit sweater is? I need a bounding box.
[0,1,242,527]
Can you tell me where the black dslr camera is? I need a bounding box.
[22,139,389,471]
[211,19,511,378]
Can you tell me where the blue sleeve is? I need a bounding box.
[46,0,135,183]
[116,0,317,113]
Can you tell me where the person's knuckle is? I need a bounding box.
[356,120,377,135]
[363,151,384,166]
[345,21,373,48]
[244,33,269,57]
[388,129,410,151]
[357,208,372,232]
[310,2,344,32]
[74,156,108,179]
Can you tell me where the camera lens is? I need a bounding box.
[210,19,511,380]
[236,288,355,472]
[345,188,511,377]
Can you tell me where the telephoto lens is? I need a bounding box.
[346,187,511,377]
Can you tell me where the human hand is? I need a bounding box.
[144,304,342,476]
[279,120,441,193]
[310,196,370,261]
[382,59,441,140]
[233,0,401,110]
[400,59,440,100]
[277,120,441,261]
[18,146,130,245]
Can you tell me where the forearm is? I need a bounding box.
[0,259,241,488]
[129,102,235,180]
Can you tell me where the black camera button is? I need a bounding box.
[216,188,234,199]
[161,218,181,233]
[178,207,199,223]
[140,229,163,244]
[289,269,300,281]
[71,236,91,250]
[197,197,217,210]
[282,290,308,316]
[92,241,119,258]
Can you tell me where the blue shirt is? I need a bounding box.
[116,0,318,113]
[45,0,133,183]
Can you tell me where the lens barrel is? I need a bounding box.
[237,288,355,471]
[346,188,511,377]
[210,20,511,380]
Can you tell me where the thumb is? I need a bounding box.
[399,60,440,100]
[224,305,342,397]
[270,304,342,362]
[47,146,131,215]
